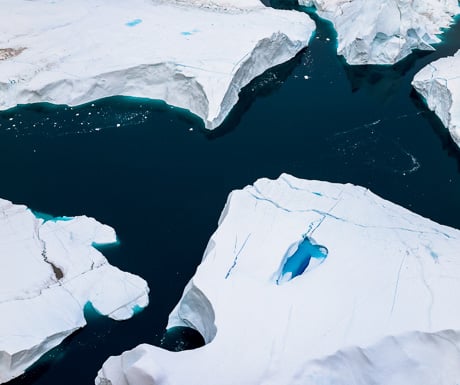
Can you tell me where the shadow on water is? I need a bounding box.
[411,89,460,170]
[8,330,83,385]
[206,51,304,139]
[342,50,433,98]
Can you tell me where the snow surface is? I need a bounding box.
[299,0,460,64]
[96,174,460,385]
[0,199,149,384]
[412,49,460,147]
[0,0,314,129]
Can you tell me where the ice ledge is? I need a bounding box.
[0,199,149,384]
[96,174,460,385]
[412,49,460,147]
[0,0,314,130]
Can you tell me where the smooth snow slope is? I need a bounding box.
[0,0,314,129]
[96,174,460,385]
[412,49,460,147]
[299,0,459,64]
[0,199,149,384]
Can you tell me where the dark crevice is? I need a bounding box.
[41,247,64,281]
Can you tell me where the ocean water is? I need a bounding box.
[2,9,460,385]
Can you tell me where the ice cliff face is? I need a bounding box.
[96,174,460,385]
[412,49,460,147]
[0,199,149,384]
[299,0,460,64]
[0,0,314,129]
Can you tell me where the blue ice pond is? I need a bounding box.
[278,237,328,284]
[126,19,142,27]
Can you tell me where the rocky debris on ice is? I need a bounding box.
[96,174,460,385]
[412,49,460,147]
[0,0,314,129]
[299,0,460,64]
[0,199,149,384]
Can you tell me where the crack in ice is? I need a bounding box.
[225,233,252,279]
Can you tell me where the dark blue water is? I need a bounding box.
[2,11,460,385]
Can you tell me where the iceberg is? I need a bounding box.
[0,199,149,384]
[96,174,460,385]
[412,49,460,147]
[299,0,460,64]
[0,0,314,129]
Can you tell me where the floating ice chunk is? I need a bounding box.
[0,199,149,384]
[299,0,460,64]
[0,0,315,129]
[97,174,460,385]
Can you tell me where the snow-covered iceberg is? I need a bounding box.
[412,49,460,147]
[299,0,459,64]
[96,174,460,385]
[0,0,314,129]
[0,199,149,384]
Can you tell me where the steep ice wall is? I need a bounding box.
[0,0,314,129]
[299,0,459,64]
[412,49,460,147]
[96,174,460,385]
[0,199,149,384]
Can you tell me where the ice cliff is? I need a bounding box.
[299,0,460,64]
[96,174,460,385]
[0,199,149,384]
[0,0,314,129]
[412,49,460,147]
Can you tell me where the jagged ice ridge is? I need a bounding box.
[412,49,460,147]
[299,0,460,64]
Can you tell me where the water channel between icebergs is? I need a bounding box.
[1,7,460,385]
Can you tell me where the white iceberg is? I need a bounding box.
[299,0,459,64]
[412,49,460,147]
[0,0,314,129]
[97,174,460,385]
[0,199,149,384]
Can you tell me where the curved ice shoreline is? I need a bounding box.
[0,199,149,384]
[0,0,314,130]
[97,174,460,385]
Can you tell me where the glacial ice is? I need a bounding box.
[412,49,460,147]
[0,199,149,384]
[0,0,314,129]
[299,0,460,64]
[96,174,460,385]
